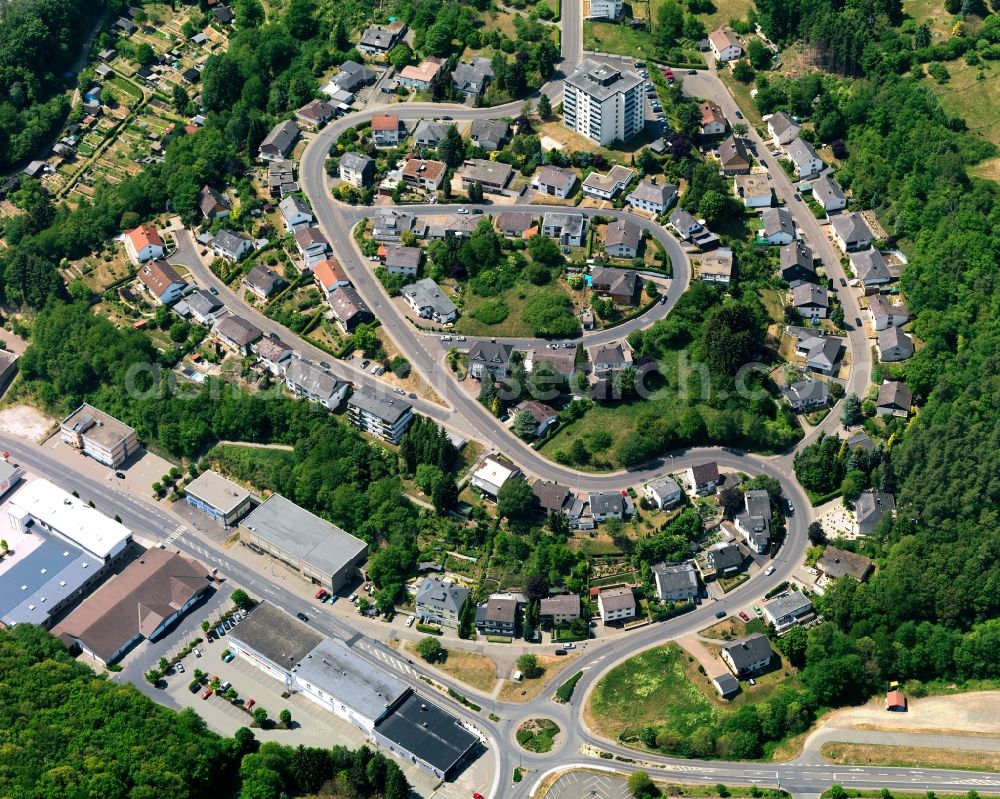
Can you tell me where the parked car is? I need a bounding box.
[748,678,756,686]
[715,610,727,618]
[176,661,185,673]
[245,698,256,710]
[315,589,327,600]
[563,341,575,348]
[394,387,406,395]
[839,277,847,287]
[215,626,225,637]
[202,688,213,700]
[554,649,568,656]
[408,393,416,399]
[209,287,219,295]
[565,642,576,649]
[406,615,415,627]
[219,681,231,692]
[349,593,358,603]
[440,335,452,341]
[222,651,235,663]
[764,565,776,576]
[457,207,469,214]
[296,612,309,622]
[855,317,862,326]
[753,605,763,617]
[457,335,466,341]
[735,110,743,119]
[193,647,202,658]
[115,471,126,479]
[688,69,697,74]
[739,611,751,622]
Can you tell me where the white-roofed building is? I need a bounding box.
[471,455,521,499]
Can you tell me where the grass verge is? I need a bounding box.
[820,741,1000,772]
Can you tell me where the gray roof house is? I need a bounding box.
[213,314,262,355]
[468,341,514,380]
[452,58,494,96]
[469,119,511,151]
[786,137,823,178]
[332,60,375,93]
[792,282,829,319]
[721,634,774,676]
[284,358,348,411]
[339,152,375,187]
[878,327,914,362]
[760,207,796,244]
[258,119,300,161]
[212,228,253,261]
[414,119,448,147]
[415,578,469,628]
[243,264,285,298]
[856,491,896,535]
[783,379,829,411]
[534,165,578,198]
[401,278,457,324]
[651,561,699,602]
[627,178,677,214]
[707,541,743,573]
[589,491,628,522]
[734,488,771,554]
[817,546,873,583]
[780,240,814,282]
[831,212,874,252]
[279,195,313,230]
[645,476,682,509]
[850,249,892,286]
[541,211,587,246]
[768,111,801,145]
[812,174,846,212]
[876,380,912,417]
[762,590,814,631]
[604,219,642,260]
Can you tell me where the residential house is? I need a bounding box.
[811,175,846,213]
[718,135,750,175]
[213,315,262,355]
[707,541,743,574]
[868,294,909,330]
[591,266,639,303]
[327,285,373,332]
[295,99,335,130]
[699,101,727,136]
[415,578,469,629]
[183,289,224,325]
[267,159,298,197]
[312,258,351,298]
[339,152,375,188]
[475,595,519,637]
[533,165,578,198]
[712,673,741,698]
[514,400,558,438]
[687,462,720,495]
[525,348,576,380]
[373,209,419,241]
[816,546,873,584]
[734,489,772,554]
[762,591,814,632]
[709,27,743,61]
[496,212,534,238]
[371,114,402,146]
[604,220,642,260]
[451,57,494,97]
[589,491,628,522]
[831,212,874,253]
[253,335,293,375]
[401,279,457,324]
[469,119,511,151]
[383,245,423,276]
[697,247,734,285]
[115,17,137,35]
[212,229,253,262]
[767,112,801,146]
[330,60,375,94]
[583,165,635,200]
[779,241,814,283]
[397,58,444,91]
[468,341,514,379]
[213,5,235,24]
[847,431,875,453]
[645,476,682,509]
[590,341,631,375]
[357,21,407,56]
[586,0,624,18]
[243,264,285,299]
[124,224,165,265]
[294,227,330,266]
[734,173,773,209]
[850,249,892,288]
[198,185,231,219]
[878,327,914,362]
[626,178,677,215]
[347,387,413,443]
[414,120,448,147]
[876,381,911,418]
[792,282,829,319]
[279,195,313,231]
[855,491,896,535]
[652,561,699,602]
[542,212,587,247]
[597,587,636,624]
[284,358,348,411]
[258,120,300,162]
[783,379,829,411]
[539,594,580,626]
[562,59,644,146]
[401,158,446,192]
[458,158,513,192]
[668,207,719,249]
[470,455,521,499]
[136,260,186,305]
[532,481,572,516]
[786,137,823,179]
[427,214,478,240]
[796,333,842,375]
[760,207,796,245]
[721,634,774,676]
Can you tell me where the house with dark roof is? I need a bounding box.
[768,112,801,146]
[718,135,750,175]
[597,587,636,624]
[699,101,727,136]
[212,229,253,261]
[402,279,457,324]
[331,60,375,93]
[539,593,580,625]
[734,489,772,554]
[707,541,743,574]
[783,378,829,411]
[721,634,774,676]
[812,174,846,212]
[868,294,909,331]
[258,119,300,162]
[383,245,423,276]
[687,462,720,495]
[243,264,285,299]
[542,211,587,246]
[816,546,873,584]
[652,561,699,602]
[294,226,331,266]
[514,400,558,438]
[780,241,814,282]
[414,120,448,147]
[831,212,874,253]
[339,151,375,188]
[533,165,578,198]
[470,119,511,151]
[358,20,407,56]
[792,282,829,319]
[295,99,335,130]
[796,333,842,375]
[253,334,294,375]
[452,57,494,96]
[198,185,231,219]
[137,260,186,305]
[532,481,572,515]
[475,594,519,637]
[496,212,535,238]
[213,315,262,355]
[604,219,642,260]
[760,207,796,245]
[876,381,911,418]
[591,264,638,302]
[668,207,719,249]
[878,327,914,362]
[627,178,677,215]
[786,137,823,179]
[589,490,628,522]
[468,341,514,379]
[183,289,224,325]
[847,431,875,452]
[589,341,631,375]
[712,672,741,698]
[372,693,479,779]
[856,491,896,535]
[415,578,469,628]
[762,590,814,632]
[327,285,373,332]
[347,387,414,443]
[850,248,892,288]
[279,195,313,231]
[284,358,348,411]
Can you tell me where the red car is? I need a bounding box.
[315,589,328,600]
[202,688,213,700]
[739,611,751,622]
[245,698,256,710]
[473,793,486,799]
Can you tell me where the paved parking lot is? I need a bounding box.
[546,771,630,799]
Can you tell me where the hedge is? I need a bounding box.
[555,670,583,703]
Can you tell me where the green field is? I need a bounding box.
[454,283,577,338]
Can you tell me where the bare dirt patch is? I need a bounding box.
[822,690,1000,735]
[0,405,56,443]
[821,742,1000,772]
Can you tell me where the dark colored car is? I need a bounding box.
[296,612,309,622]
[839,277,847,287]
[735,110,743,119]
[209,286,219,295]
[115,471,126,479]
[855,317,862,326]
[554,649,568,656]
[715,610,727,619]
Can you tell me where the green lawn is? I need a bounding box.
[925,58,1000,176]
[454,282,577,338]
[697,0,756,30]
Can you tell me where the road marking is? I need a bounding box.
[164,525,187,544]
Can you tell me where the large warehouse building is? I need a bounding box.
[238,494,368,592]
[229,602,479,778]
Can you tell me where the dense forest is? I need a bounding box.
[0,625,409,799]
[0,0,103,172]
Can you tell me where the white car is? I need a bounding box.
[565,642,576,649]
[193,647,201,658]
[440,335,452,341]
[764,565,775,576]
[349,593,358,603]
[406,615,415,627]
[457,207,469,214]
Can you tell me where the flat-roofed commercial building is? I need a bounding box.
[60,404,138,468]
[227,601,324,689]
[184,470,254,527]
[372,692,480,779]
[53,548,209,665]
[239,494,368,592]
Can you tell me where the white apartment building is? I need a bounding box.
[563,59,643,146]
[586,0,624,19]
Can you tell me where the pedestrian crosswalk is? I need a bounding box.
[356,640,417,678]
[164,525,187,544]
